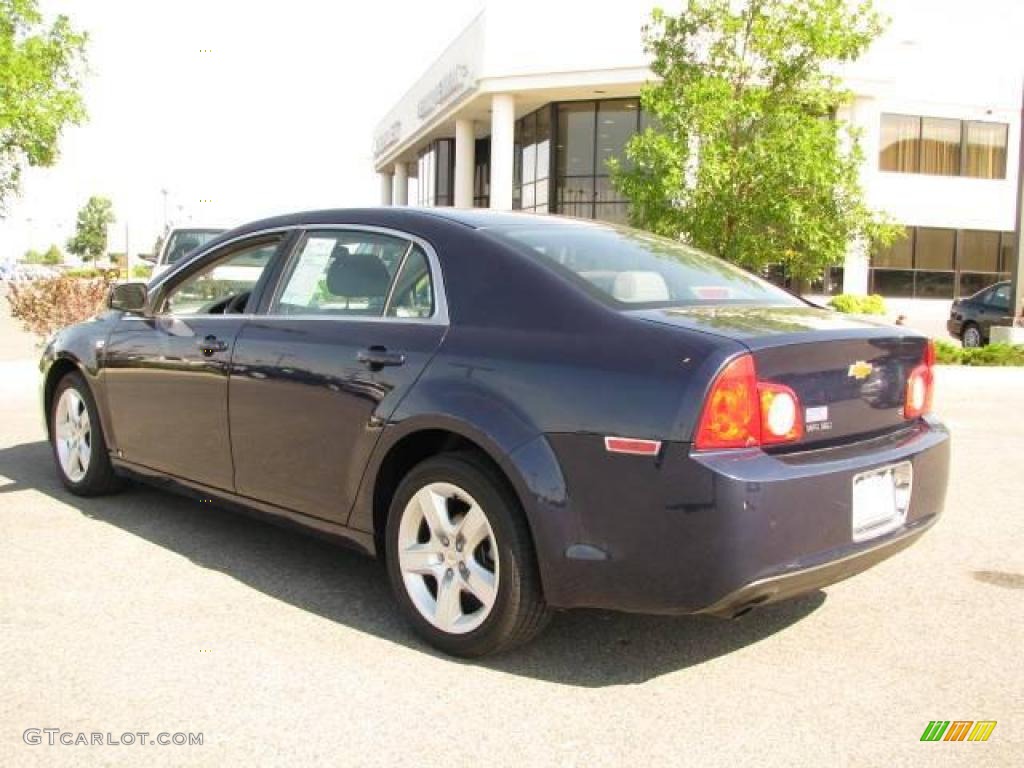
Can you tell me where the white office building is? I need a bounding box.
[373,0,1023,299]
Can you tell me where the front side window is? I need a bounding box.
[271,230,429,318]
[989,284,1011,311]
[162,239,281,315]
[493,223,801,309]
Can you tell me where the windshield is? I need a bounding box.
[163,229,224,264]
[491,223,803,309]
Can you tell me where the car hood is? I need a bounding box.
[629,304,919,350]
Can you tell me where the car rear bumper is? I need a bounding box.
[698,513,937,618]
[946,318,963,338]
[542,419,950,615]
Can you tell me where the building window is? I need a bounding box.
[513,106,552,213]
[473,138,490,207]
[879,114,1008,179]
[551,98,640,224]
[870,226,1013,298]
[416,139,454,206]
[964,121,1008,179]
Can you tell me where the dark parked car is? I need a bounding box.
[947,281,1014,347]
[40,209,949,657]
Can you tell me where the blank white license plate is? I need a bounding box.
[851,462,912,542]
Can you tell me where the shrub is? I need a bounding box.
[933,340,963,365]
[130,264,153,280]
[933,340,1024,366]
[7,273,117,340]
[828,293,887,315]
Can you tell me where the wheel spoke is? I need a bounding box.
[457,504,490,552]
[55,419,73,440]
[434,570,462,629]
[462,559,496,607]
[414,488,452,539]
[399,543,442,575]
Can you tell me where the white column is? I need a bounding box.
[454,119,476,208]
[379,172,393,206]
[393,162,408,206]
[489,93,515,210]
[843,239,871,295]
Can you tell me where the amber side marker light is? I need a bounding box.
[694,353,804,450]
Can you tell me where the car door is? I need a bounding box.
[983,284,1013,335]
[228,227,447,524]
[102,233,290,489]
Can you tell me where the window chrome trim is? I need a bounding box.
[143,223,450,326]
[264,224,449,326]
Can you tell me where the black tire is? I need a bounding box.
[961,322,983,348]
[385,451,551,657]
[50,371,124,496]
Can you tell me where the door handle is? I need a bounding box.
[357,346,406,369]
[197,335,228,356]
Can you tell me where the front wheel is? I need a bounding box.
[50,371,123,496]
[385,452,550,657]
[962,323,983,348]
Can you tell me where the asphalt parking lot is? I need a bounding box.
[1,296,1022,767]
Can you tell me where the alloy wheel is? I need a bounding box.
[55,388,92,483]
[963,326,982,348]
[397,482,499,635]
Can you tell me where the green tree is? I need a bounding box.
[22,247,42,263]
[66,195,114,261]
[614,0,901,286]
[43,243,61,264]
[0,0,88,212]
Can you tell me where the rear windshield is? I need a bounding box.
[491,223,802,309]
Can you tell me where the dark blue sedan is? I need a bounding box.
[40,209,949,657]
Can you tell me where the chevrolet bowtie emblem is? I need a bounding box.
[848,360,873,380]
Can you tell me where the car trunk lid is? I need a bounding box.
[633,305,930,446]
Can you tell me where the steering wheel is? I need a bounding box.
[224,291,250,314]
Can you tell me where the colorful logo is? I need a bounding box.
[920,720,997,742]
[847,360,874,380]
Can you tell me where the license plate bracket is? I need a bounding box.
[851,462,913,542]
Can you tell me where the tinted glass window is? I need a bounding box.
[964,121,1008,179]
[989,284,1011,311]
[959,230,1000,272]
[557,102,596,176]
[273,231,408,316]
[915,228,954,270]
[164,239,279,315]
[493,224,802,308]
[920,117,960,175]
[873,228,913,268]
[879,114,920,172]
[386,246,434,319]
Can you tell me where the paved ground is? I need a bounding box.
[1,296,1022,766]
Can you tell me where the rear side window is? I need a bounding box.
[491,224,801,308]
[386,246,434,319]
[272,231,409,316]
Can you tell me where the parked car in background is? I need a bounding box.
[4,263,60,281]
[40,209,949,657]
[150,226,226,278]
[947,281,1013,347]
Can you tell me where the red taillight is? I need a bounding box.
[694,354,760,449]
[694,354,804,450]
[904,340,935,420]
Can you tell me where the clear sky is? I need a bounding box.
[0,0,483,257]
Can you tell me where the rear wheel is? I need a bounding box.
[962,322,982,348]
[385,452,550,657]
[50,372,123,496]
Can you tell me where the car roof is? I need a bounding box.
[226,207,609,236]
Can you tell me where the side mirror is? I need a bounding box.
[138,253,156,263]
[109,282,149,314]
